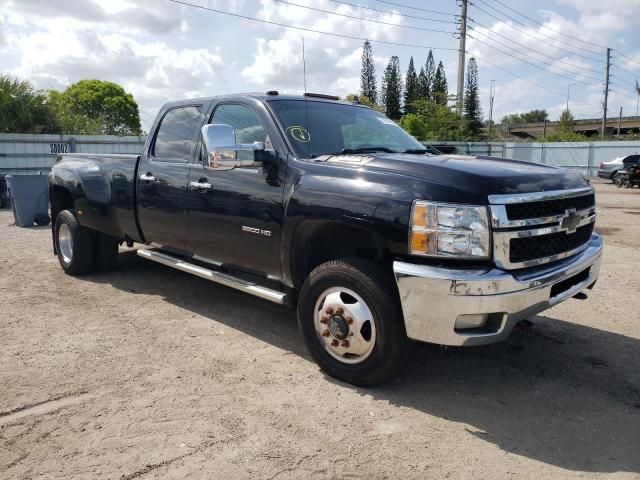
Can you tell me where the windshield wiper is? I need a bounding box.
[403,148,429,154]
[335,147,396,155]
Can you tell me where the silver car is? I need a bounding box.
[598,154,640,180]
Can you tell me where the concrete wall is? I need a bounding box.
[0,133,147,174]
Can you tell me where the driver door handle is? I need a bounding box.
[139,173,156,182]
[190,180,212,190]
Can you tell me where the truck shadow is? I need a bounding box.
[87,250,640,475]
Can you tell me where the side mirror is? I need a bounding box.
[201,124,266,170]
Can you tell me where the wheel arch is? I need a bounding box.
[289,219,393,290]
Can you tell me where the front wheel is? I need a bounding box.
[297,258,409,387]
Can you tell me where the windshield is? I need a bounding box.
[268,100,427,158]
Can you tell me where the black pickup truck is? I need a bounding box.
[49,92,603,386]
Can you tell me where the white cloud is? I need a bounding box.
[241,0,404,97]
[3,0,186,35]
[1,6,225,129]
[1,0,638,128]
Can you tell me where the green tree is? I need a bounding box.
[360,40,377,104]
[63,79,141,135]
[557,109,575,134]
[417,66,428,100]
[0,74,57,133]
[501,109,548,125]
[381,56,403,120]
[47,90,104,135]
[463,57,483,137]
[432,61,448,106]
[423,50,436,101]
[404,56,419,114]
[345,93,383,112]
[400,99,465,141]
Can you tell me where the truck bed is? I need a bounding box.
[49,153,143,243]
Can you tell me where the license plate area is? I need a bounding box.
[550,267,591,300]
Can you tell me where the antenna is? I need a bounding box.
[302,36,310,157]
[302,36,308,94]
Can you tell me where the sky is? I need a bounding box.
[1,0,639,130]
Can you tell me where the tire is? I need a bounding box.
[610,170,619,183]
[94,233,119,271]
[297,258,409,387]
[54,209,95,275]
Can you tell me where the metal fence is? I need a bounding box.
[436,141,640,176]
[2,134,639,178]
[0,133,147,175]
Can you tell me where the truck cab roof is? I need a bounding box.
[161,92,370,110]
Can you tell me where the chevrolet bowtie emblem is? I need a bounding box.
[561,209,581,234]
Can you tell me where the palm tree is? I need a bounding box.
[0,74,55,133]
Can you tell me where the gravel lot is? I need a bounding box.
[1,180,639,479]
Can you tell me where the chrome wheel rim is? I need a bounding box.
[314,287,377,364]
[58,223,73,264]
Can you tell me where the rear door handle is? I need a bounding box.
[190,181,212,190]
[139,173,156,182]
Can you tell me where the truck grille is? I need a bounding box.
[489,187,596,269]
[506,193,595,220]
[509,223,594,263]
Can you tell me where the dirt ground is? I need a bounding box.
[1,180,639,479]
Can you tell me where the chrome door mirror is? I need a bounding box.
[201,124,265,170]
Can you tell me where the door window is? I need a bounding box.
[211,104,269,160]
[153,106,204,161]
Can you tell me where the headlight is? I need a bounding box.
[410,201,490,259]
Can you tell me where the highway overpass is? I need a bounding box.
[507,116,640,138]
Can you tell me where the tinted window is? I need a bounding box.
[624,155,639,165]
[268,100,425,158]
[153,106,203,161]
[211,104,269,161]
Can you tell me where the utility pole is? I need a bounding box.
[601,47,611,139]
[488,79,495,140]
[456,0,468,118]
[617,106,623,136]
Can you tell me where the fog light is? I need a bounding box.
[455,313,488,330]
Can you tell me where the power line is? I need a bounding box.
[468,25,603,80]
[273,0,456,34]
[615,51,640,68]
[609,86,638,101]
[471,0,604,63]
[327,0,458,24]
[610,53,640,78]
[481,0,640,87]
[468,35,602,87]
[472,54,602,109]
[489,0,608,51]
[471,54,566,98]
[610,74,639,90]
[373,0,454,16]
[611,64,639,81]
[165,0,458,51]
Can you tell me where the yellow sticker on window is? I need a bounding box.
[287,126,311,143]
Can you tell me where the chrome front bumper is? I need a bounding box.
[393,234,603,346]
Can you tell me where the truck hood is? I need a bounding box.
[321,153,588,203]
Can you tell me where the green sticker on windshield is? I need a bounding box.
[287,126,310,143]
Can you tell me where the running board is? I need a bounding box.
[137,249,288,305]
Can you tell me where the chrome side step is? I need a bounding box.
[137,249,288,305]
